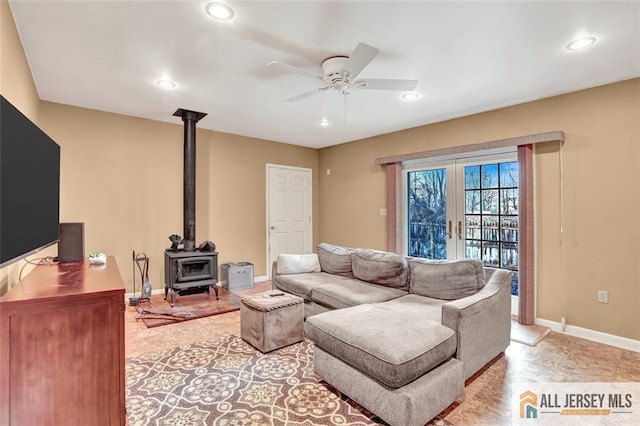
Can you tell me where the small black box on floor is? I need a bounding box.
[221,262,254,291]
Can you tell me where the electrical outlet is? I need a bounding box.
[379,208,387,216]
[597,290,608,304]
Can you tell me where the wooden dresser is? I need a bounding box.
[0,257,125,425]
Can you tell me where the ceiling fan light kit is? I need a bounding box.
[321,56,350,87]
[269,42,418,123]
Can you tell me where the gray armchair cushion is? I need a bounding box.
[351,249,409,290]
[317,243,354,277]
[409,258,484,300]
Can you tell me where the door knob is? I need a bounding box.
[270,226,277,230]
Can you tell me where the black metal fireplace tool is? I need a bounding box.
[132,251,187,322]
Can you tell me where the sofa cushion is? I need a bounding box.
[305,303,456,388]
[273,272,357,302]
[409,258,485,300]
[276,254,321,275]
[317,243,354,277]
[375,294,446,323]
[312,280,407,310]
[351,249,409,290]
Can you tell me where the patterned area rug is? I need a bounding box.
[126,334,382,425]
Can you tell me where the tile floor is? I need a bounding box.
[124,284,640,425]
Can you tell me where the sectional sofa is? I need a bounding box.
[272,243,513,426]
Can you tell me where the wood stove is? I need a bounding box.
[163,107,219,307]
[164,250,218,306]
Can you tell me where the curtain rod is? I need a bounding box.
[374,130,565,165]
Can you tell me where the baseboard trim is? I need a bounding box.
[511,295,518,316]
[124,276,270,300]
[535,318,640,352]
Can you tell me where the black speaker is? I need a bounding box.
[58,222,84,262]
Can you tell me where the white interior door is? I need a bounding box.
[267,164,312,276]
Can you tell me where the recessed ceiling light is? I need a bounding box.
[156,79,176,89]
[401,92,420,102]
[318,119,330,127]
[205,2,235,20]
[566,36,597,51]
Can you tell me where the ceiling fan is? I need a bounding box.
[268,42,418,104]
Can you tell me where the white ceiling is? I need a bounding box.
[9,0,640,149]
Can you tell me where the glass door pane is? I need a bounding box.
[407,168,448,259]
[461,161,519,295]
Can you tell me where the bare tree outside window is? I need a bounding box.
[408,168,447,259]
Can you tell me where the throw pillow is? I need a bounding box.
[351,249,409,290]
[316,243,354,277]
[409,258,485,300]
[276,253,321,275]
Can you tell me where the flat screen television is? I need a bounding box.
[0,95,60,268]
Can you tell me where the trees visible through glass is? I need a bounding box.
[464,161,519,295]
[407,168,447,259]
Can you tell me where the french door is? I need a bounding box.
[404,152,519,298]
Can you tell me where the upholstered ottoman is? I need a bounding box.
[305,302,464,426]
[240,290,304,352]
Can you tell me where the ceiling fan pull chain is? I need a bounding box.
[344,91,347,125]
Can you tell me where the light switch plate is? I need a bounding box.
[597,290,608,304]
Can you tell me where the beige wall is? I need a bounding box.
[207,131,319,275]
[319,79,640,340]
[0,0,39,119]
[36,103,318,293]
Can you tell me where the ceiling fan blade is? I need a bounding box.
[356,79,418,91]
[285,86,330,102]
[341,43,379,79]
[268,61,324,80]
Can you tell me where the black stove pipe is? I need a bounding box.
[173,108,207,252]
